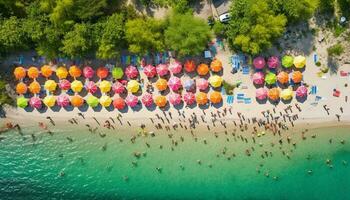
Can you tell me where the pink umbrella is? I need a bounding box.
[296,86,308,98]
[196,78,209,91]
[29,97,42,109]
[57,94,70,107]
[168,77,182,91]
[253,57,266,69]
[59,79,71,90]
[125,65,139,79]
[184,92,196,105]
[267,56,280,69]
[252,72,265,85]
[83,66,94,79]
[143,64,157,78]
[169,61,182,74]
[112,81,125,94]
[85,81,98,94]
[256,88,268,100]
[142,93,153,107]
[156,64,169,77]
[125,94,138,107]
[169,93,182,105]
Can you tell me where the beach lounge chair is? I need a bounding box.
[310,86,318,95]
[315,96,322,101]
[242,66,250,75]
[313,53,318,63]
[244,98,252,104]
[226,95,234,104]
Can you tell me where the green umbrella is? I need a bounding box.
[282,55,294,68]
[87,96,99,107]
[265,73,277,85]
[112,67,124,79]
[17,97,28,108]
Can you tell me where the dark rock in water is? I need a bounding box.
[133,152,141,158]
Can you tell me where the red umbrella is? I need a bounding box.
[83,66,95,79]
[143,65,157,78]
[156,64,169,77]
[184,60,196,72]
[169,60,182,74]
[142,93,153,107]
[112,81,125,94]
[113,97,126,110]
[125,65,139,79]
[59,79,71,90]
[125,94,138,107]
[168,76,182,91]
[96,67,109,79]
[85,81,98,94]
[169,93,182,105]
[184,92,196,105]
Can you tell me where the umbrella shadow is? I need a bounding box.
[186,103,197,109]
[253,83,265,89]
[78,104,89,112]
[296,95,308,103]
[38,106,48,113]
[105,105,115,112]
[256,98,267,104]
[24,106,34,112]
[92,105,102,112]
[212,101,223,109]
[51,105,62,112]
[131,103,143,112]
[145,104,157,111]
[63,105,74,112]
[199,103,210,110]
[281,98,293,104]
[173,101,184,110]
[268,99,280,105]
[119,106,129,113]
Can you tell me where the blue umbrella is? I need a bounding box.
[184,79,195,91]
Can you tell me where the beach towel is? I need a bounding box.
[340,71,349,77]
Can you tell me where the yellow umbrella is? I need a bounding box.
[127,80,140,93]
[280,88,293,100]
[43,96,56,107]
[44,80,57,92]
[293,56,306,69]
[99,95,112,107]
[71,80,83,93]
[56,67,68,79]
[99,80,112,93]
[208,75,223,88]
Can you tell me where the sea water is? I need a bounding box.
[0,125,349,200]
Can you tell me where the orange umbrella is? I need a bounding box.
[56,67,68,79]
[196,92,208,105]
[184,60,196,72]
[156,78,168,91]
[69,65,82,78]
[197,64,209,76]
[96,67,109,79]
[210,59,223,72]
[41,65,53,78]
[210,91,222,104]
[16,82,27,94]
[154,95,167,107]
[29,81,41,94]
[27,67,39,79]
[268,88,280,101]
[14,67,26,80]
[277,71,289,84]
[292,71,303,83]
[71,95,84,107]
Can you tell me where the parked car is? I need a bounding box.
[219,12,230,23]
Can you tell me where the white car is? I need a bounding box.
[219,12,230,23]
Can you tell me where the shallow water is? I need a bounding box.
[0,125,350,200]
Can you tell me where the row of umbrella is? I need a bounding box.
[253,55,306,69]
[255,86,308,101]
[252,71,303,85]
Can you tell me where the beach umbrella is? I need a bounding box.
[125,65,139,79]
[210,59,223,72]
[41,65,53,78]
[168,76,182,91]
[256,88,268,100]
[112,67,124,79]
[253,57,266,69]
[196,78,209,91]
[71,80,84,93]
[56,67,68,79]
[17,97,28,108]
[169,60,182,74]
[142,93,154,107]
[282,55,294,68]
[87,95,99,108]
[113,97,126,110]
[97,67,109,79]
[156,78,168,91]
[29,81,41,94]
[184,60,196,72]
[293,56,306,69]
[268,88,280,101]
[59,79,71,91]
[184,79,195,91]
[277,71,289,84]
[292,71,303,83]
[99,95,112,107]
[28,67,39,79]
[143,65,157,78]
[196,92,208,105]
[267,56,279,69]
[29,97,42,109]
[280,88,293,100]
[296,86,308,98]
[265,73,277,85]
[154,95,167,108]
[252,72,265,85]
[112,81,125,94]
[125,94,138,107]
[197,64,209,76]
[16,82,27,94]
[169,93,182,105]
[69,65,82,78]
[126,80,140,93]
[85,81,98,94]
[208,75,223,88]
[99,80,112,93]
[44,80,57,92]
[71,95,84,107]
[210,91,222,104]
[83,66,95,79]
[156,64,169,77]
[14,66,26,80]
[184,92,196,105]
[57,94,70,107]
[43,96,56,107]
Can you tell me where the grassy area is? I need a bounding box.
[222,81,236,95]
[327,43,344,57]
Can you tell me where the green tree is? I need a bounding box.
[270,0,319,22]
[165,13,211,57]
[338,0,350,17]
[318,0,334,14]
[61,23,93,58]
[0,17,28,54]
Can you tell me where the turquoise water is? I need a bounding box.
[0,125,350,200]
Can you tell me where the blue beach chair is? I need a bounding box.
[226,96,234,104]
